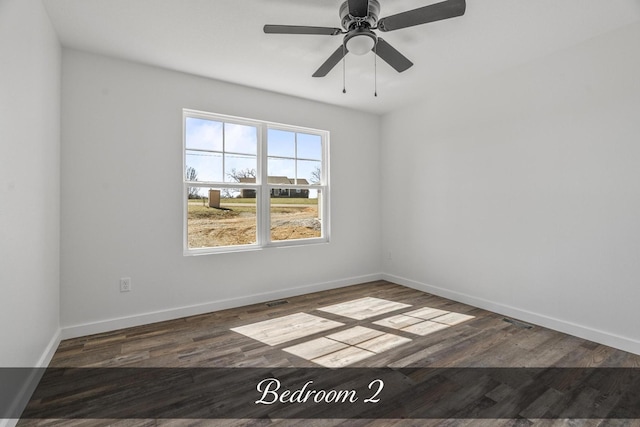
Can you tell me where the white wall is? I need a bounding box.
[60,50,381,335]
[0,0,61,366]
[381,22,640,354]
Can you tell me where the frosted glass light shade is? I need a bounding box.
[346,34,375,55]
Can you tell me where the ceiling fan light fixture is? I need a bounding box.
[344,30,376,56]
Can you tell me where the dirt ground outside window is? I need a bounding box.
[187,198,321,248]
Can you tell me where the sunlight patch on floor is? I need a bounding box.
[317,297,411,320]
[230,298,475,367]
[374,309,475,336]
[283,326,411,368]
[230,312,344,346]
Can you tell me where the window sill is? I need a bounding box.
[183,237,329,256]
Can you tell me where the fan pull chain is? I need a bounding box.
[342,44,347,94]
[374,41,378,97]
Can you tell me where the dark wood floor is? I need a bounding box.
[18,281,640,426]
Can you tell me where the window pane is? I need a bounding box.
[297,133,322,160]
[297,160,322,184]
[185,118,223,151]
[268,129,295,158]
[268,157,295,179]
[225,123,257,155]
[187,188,257,248]
[270,191,321,241]
[186,150,223,182]
[224,154,257,183]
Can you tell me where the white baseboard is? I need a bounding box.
[61,273,384,340]
[383,273,640,356]
[36,329,62,368]
[1,329,61,427]
[0,417,18,427]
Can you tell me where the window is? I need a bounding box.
[183,109,329,254]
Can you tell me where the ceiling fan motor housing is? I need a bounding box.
[340,0,380,31]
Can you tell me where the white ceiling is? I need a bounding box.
[42,0,640,115]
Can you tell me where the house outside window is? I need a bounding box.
[183,109,329,254]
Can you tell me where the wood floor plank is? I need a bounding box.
[373,314,424,329]
[311,346,375,367]
[326,326,385,345]
[401,320,450,336]
[404,306,450,320]
[355,333,412,354]
[283,337,348,360]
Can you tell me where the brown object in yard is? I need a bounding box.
[208,189,220,208]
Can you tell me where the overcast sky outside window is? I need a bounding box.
[185,118,322,197]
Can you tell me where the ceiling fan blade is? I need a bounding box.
[313,45,348,77]
[374,38,413,72]
[264,25,342,36]
[377,0,466,32]
[347,0,369,18]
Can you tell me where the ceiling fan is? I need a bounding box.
[264,0,466,78]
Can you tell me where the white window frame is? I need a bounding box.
[183,109,330,255]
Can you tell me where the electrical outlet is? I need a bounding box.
[120,277,131,292]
